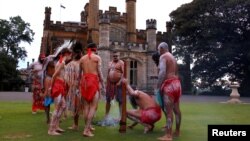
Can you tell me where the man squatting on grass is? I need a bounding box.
[122,78,162,134]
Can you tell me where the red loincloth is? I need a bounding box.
[81,73,99,102]
[161,77,182,103]
[51,78,66,98]
[140,106,162,124]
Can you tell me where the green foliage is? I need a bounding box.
[170,0,250,95]
[0,52,24,91]
[0,16,34,91]
[0,15,34,60]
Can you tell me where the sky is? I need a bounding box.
[0,0,192,69]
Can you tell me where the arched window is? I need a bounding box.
[130,60,137,85]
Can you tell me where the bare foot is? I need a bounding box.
[56,127,65,133]
[157,135,172,141]
[89,126,95,131]
[48,131,61,136]
[144,125,154,134]
[128,125,134,129]
[82,130,94,137]
[68,125,78,130]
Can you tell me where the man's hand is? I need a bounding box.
[121,78,128,85]
[100,88,106,96]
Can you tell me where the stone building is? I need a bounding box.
[40,0,192,94]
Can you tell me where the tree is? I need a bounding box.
[0,16,34,60]
[170,0,250,96]
[0,16,34,91]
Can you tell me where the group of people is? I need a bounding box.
[28,41,182,141]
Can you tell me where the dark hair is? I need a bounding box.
[152,51,160,66]
[60,48,72,55]
[72,41,83,60]
[129,96,138,109]
[87,43,97,48]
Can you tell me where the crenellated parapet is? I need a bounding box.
[48,21,87,32]
[146,19,157,30]
[45,7,51,14]
[99,14,110,24]
[108,41,148,52]
[100,7,127,23]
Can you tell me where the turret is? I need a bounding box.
[146,19,157,51]
[126,0,136,43]
[44,7,51,30]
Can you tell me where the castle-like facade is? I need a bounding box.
[40,0,191,94]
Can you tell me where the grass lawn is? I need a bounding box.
[0,100,249,141]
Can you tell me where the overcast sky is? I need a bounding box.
[0,0,192,69]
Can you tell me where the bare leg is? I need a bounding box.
[128,122,138,129]
[105,101,111,118]
[158,94,174,141]
[48,95,66,135]
[173,101,181,137]
[127,110,153,133]
[45,105,50,124]
[83,93,99,137]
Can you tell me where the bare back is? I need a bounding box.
[161,52,178,79]
[136,91,158,109]
[80,54,100,75]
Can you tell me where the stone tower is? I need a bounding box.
[146,19,157,51]
[88,0,99,44]
[44,7,51,30]
[126,0,136,43]
[41,7,51,54]
[146,19,158,90]
[98,14,111,79]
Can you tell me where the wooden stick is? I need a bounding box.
[119,61,127,133]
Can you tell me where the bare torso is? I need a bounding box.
[161,52,178,79]
[108,60,124,83]
[54,61,66,81]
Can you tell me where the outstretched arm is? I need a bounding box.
[122,79,139,97]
